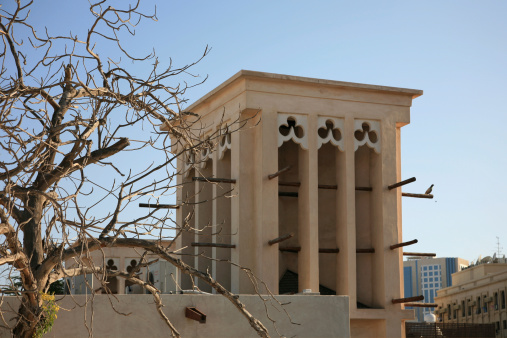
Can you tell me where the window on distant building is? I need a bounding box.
[462,300,465,317]
[468,299,472,316]
[484,295,488,313]
[423,266,428,271]
[496,322,500,332]
[503,320,507,329]
[453,306,457,319]
[501,291,505,309]
[448,304,451,320]
[429,266,433,270]
[494,292,498,310]
[477,297,482,314]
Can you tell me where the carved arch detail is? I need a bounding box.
[354,119,381,153]
[183,151,195,178]
[277,113,308,150]
[218,133,231,160]
[317,116,344,151]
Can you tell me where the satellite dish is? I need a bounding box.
[424,313,436,323]
[481,256,492,264]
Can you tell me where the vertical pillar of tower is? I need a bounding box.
[211,146,218,293]
[396,124,404,300]
[212,132,232,291]
[336,116,357,304]
[194,158,213,293]
[381,118,402,316]
[340,116,357,307]
[193,168,200,289]
[259,110,278,294]
[230,111,259,294]
[175,153,184,290]
[298,114,319,293]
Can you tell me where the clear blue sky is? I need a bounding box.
[10,0,507,262]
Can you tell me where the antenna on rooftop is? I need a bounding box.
[496,236,503,257]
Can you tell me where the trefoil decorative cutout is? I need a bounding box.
[183,151,195,177]
[218,133,231,160]
[278,113,308,150]
[199,147,212,169]
[317,117,344,151]
[354,120,381,153]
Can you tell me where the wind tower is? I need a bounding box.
[166,70,424,338]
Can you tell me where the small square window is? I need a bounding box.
[429,272,433,276]
[424,284,428,288]
[430,283,433,288]
[424,278,428,282]
[429,266,433,270]
[423,266,428,271]
[429,278,433,282]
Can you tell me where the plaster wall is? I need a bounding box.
[0,295,349,338]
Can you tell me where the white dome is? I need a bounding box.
[424,313,436,323]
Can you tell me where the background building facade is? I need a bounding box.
[435,260,507,338]
[403,257,468,321]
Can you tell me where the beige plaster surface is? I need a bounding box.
[0,295,349,338]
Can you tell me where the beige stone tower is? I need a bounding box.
[168,70,423,338]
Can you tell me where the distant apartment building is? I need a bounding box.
[404,257,469,321]
[434,257,507,338]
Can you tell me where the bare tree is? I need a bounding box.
[0,1,270,337]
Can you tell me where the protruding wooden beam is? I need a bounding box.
[279,246,301,253]
[268,165,292,180]
[185,307,206,323]
[278,182,369,191]
[278,246,340,253]
[319,248,340,253]
[279,192,298,197]
[192,177,236,184]
[388,177,416,190]
[403,252,436,257]
[318,184,338,190]
[268,233,294,246]
[139,203,180,209]
[356,248,375,253]
[390,239,418,250]
[191,242,236,249]
[403,303,437,308]
[139,203,179,209]
[402,193,433,199]
[279,181,301,187]
[392,295,424,304]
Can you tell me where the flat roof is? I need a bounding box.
[185,69,423,112]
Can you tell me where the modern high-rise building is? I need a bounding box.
[403,257,468,321]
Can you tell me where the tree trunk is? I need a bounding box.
[13,296,40,338]
[22,195,45,270]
